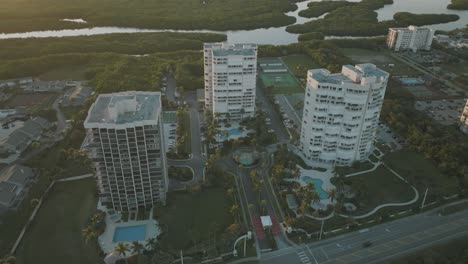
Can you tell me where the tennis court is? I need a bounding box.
[406,86,433,98]
[258,58,303,94]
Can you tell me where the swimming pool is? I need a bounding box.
[218,128,243,141]
[113,225,146,242]
[301,176,329,200]
[398,77,424,85]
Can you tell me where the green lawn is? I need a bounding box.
[281,54,320,79]
[384,150,459,197]
[168,166,194,182]
[16,178,101,264]
[347,165,415,214]
[340,48,420,76]
[155,188,232,251]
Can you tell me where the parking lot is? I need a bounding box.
[162,111,177,153]
[376,122,404,150]
[415,99,466,125]
[273,94,304,133]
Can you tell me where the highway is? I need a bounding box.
[261,204,468,264]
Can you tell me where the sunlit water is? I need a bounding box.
[0,0,466,45]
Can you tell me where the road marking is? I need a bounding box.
[321,247,329,260]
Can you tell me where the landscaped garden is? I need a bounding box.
[384,150,460,198]
[168,166,193,182]
[15,178,101,264]
[340,166,416,214]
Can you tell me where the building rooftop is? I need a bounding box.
[309,64,389,85]
[84,91,161,125]
[0,165,34,186]
[212,49,255,57]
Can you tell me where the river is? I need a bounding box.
[0,0,466,45]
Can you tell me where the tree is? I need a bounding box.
[30,198,40,207]
[131,241,144,255]
[115,243,129,264]
[260,199,268,214]
[230,204,240,222]
[327,189,337,203]
[145,238,158,253]
[227,223,240,235]
[81,226,97,244]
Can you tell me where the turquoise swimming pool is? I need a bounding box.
[301,176,329,200]
[398,77,424,85]
[113,225,146,242]
[218,128,243,141]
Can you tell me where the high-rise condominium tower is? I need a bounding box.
[300,64,389,166]
[84,91,167,211]
[387,25,434,52]
[203,42,257,120]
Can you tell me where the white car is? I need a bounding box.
[268,129,274,133]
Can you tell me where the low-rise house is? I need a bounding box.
[0,117,51,154]
[0,165,35,208]
[61,85,93,106]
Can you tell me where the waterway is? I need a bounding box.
[0,0,466,45]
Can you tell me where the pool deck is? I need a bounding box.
[97,203,160,254]
[216,122,254,142]
[286,166,336,210]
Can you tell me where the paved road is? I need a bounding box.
[261,204,468,264]
[165,73,176,102]
[257,84,290,142]
[167,91,205,189]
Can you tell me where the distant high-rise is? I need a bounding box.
[300,64,389,166]
[84,91,167,211]
[203,43,257,120]
[460,99,468,135]
[387,25,434,52]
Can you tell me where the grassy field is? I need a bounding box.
[156,188,231,251]
[281,54,320,79]
[384,150,459,197]
[0,0,296,33]
[340,48,420,76]
[16,178,101,264]
[347,166,415,213]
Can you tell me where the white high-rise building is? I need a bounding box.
[84,91,168,211]
[460,99,468,135]
[387,25,434,52]
[300,64,389,166]
[203,43,257,120]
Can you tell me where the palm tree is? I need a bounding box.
[145,238,157,253]
[327,189,337,203]
[114,242,129,264]
[131,241,144,256]
[30,198,40,208]
[81,226,97,244]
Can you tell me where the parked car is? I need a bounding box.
[362,241,372,248]
[169,136,175,139]
[170,123,176,127]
